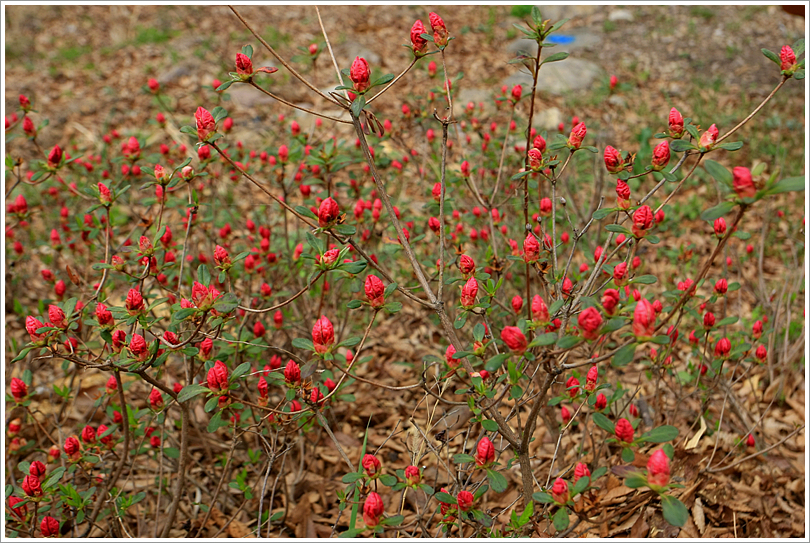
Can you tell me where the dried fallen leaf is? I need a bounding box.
[692,497,706,534]
[685,416,707,450]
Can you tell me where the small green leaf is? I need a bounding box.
[571,475,589,496]
[639,425,679,443]
[592,412,615,434]
[295,205,318,220]
[670,139,696,152]
[630,275,657,285]
[485,353,510,373]
[612,342,636,367]
[231,361,251,380]
[292,338,315,351]
[163,447,180,459]
[207,411,223,433]
[453,453,476,464]
[761,47,781,65]
[661,494,689,527]
[764,176,805,195]
[434,492,457,505]
[198,264,211,286]
[486,469,508,493]
[541,52,569,65]
[341,472,364,484]
[556,335,582,350]
[346,299,362,309]
[703,159,733,186]
[592,208,615,220]
[379,474,398,487]
[177,383,209,403]
[715,316,738,327]
[533,491,554,503]
[700,201,735,222]
[215,80,234,92]
[552,507,569,532]
[624,471,647,488]
[715,141,743,151]
[605,224,632,236]
[621,447,635,462]
[481,419,499,432]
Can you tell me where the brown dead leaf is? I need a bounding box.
[630,506,649,537]
[692,497,706,534]
[685,416,707,450]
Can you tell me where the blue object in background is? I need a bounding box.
[546,34,575,45]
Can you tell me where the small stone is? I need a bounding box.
[608,9,635,22]
[608,95,627,107]
[532,107,563,131]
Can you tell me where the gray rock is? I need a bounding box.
[607,95,627,108]
[532,107,564,131]
[502,57,604,97]
[608,9,635,22]
[158,61,197,84]
[537,5,599,22]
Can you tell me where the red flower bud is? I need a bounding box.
[405,465,421,485]
[646,449,670,488]
[41,516,60,537]
[603,145,623,173]
[551,478,570,504]
[568,122,587,149]
[284,359,301,385]
[362,491,384,527]
[235,52,253,75]
[511,295,523,314]
[365,274,385,308]
[531,295,549,323]
[445,344,458,368]
[206,360,229,391]
[523,233,540,263]
[574,462,591,483]
[149,387,164,410]
[651,140,670,171]
[713,217,727,237]
[602,289,620,316]
[47,145,63,168]
[732,166,756,199]
[194,106,217,142]
[457,490,474,511]
[459,254,475,276]
[714,278,728,295]
[698,123,718,149]
[714,337,731,358]
[429,12,449,47]
[81,425,96,444]
[22,474,43,497]
[633,299,656,338]
[460,276,478,308]
[511,84,522,102]
[10,377,28,402]
[350,57,370,93]
[780,45,797,71]
[615,417,634,443]
[475,437,495,467]
[578,306,603,340]
[312,315,335,354]
[585,365,598,392]
[668,107,684,138]
[362,453,381,477]
[528,148,543,170]
[8,496,27,519]
[318,197,339,228]
[565,375,580,398]
[755,344,767,362]
[632,205,654,238]
[501,326,527,354]
[595,392,607,410]
[410,20,428,56]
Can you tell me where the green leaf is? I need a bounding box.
[215,80,234,92]
[510,170,532,181]
[552,506,569,532]
[333,224,357,236]
[341,472,364,484]
[703,159,733,186]
[624,471,647,488]
[761,47,781,66]
[211,106,229,123]
[556,335,582,350]
[241,44,253,58]
[715,141,743,151]
[486,469,508,493]
[453,453,476,464]
[605,224,632,236]
[338,260,367,275]
[700,201,735,222]
[610,342,636,368]
[295,205,318,220]
[177,383,208,403]
[380,514,404,526]
[350,95,366,118]
[198,264,211,286]
[42,467,66,490]
[529,333,557,347]
[346,299,362,309]
[548,18,570,33]
[212,293,239,314]
[571,475,589,497]
[379,474,398,487]
[481,419,499,432]
[764,176,805,195]
[372,73,395,87]
[231,361,251,380]
[592,208,615,220]
[630,275,657,285]
[715,316,738,327]
[541,52,569,65]
[639,425,679,443]
[485,353,510,373]
[591,412,615,434]
[207,411,223,433]
[670,139,696,152]
[292,337,315,351]
[621,447,635,462]
[533,491,554,503]
[434,492,457,505]
[661,495,689,527]
[651,335,671,345]
[163,447,180,459]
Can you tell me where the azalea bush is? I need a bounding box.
[4,6,805,538]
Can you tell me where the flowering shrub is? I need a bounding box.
[4,6,805,538]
